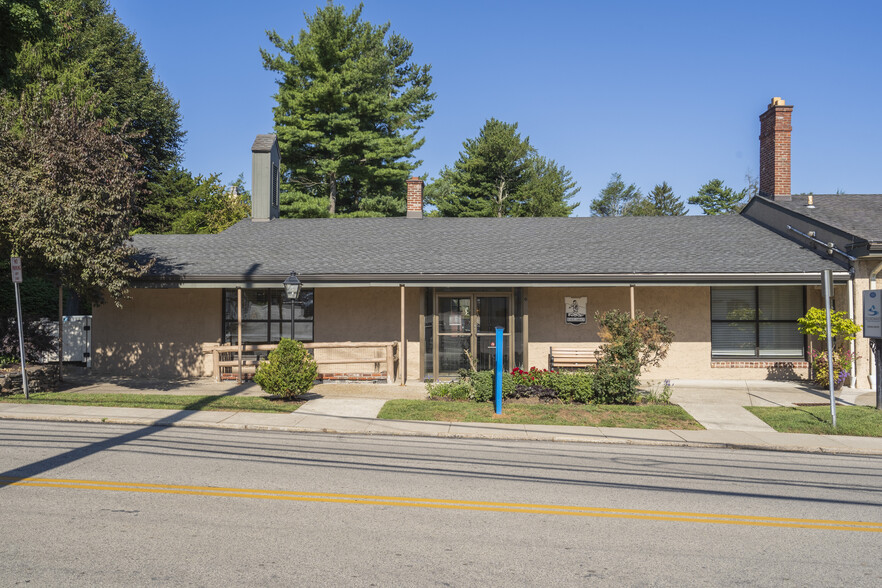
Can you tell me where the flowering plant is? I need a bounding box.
[809,348,856,389]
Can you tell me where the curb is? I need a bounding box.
[3,413,882,457]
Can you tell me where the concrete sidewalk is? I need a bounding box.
[2,393,881,455]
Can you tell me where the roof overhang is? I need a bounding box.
[133,271,851,289]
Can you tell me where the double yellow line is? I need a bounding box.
[3,475,881,533]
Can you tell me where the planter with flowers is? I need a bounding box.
[796,307,861,389]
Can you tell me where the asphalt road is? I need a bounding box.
[1,420,881,587]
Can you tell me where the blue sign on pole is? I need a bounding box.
[495,326,503,414]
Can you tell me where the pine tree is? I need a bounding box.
[262,2,434,217]
[689,178,747,215]
[516,156,580,217]
[628,182,686,216]
[434,119,532,217]
[590,173,642,216]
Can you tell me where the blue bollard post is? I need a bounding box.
[495,326,503,414]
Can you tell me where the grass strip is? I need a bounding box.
[378,399,703,429]
[746,405,882,437]
[0,392,301,413]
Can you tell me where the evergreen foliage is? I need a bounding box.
[688,178,747,215]
[627,182,687,216]
[590,173,641,216]
[429,119,579,217]
[253,338,318,398]
[5,0,184,184]
[262,2,434,217]
[137,169,250,235]
[0,0,51,85]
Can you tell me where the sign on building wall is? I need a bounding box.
[565,297,587,325]
[864,290,882,339]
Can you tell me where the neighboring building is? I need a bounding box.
[93,100,870,386]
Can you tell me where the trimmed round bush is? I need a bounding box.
[253,338,318,398]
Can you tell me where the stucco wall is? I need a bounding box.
[92,288,222,378]
[524,286,809,381]
[314,286,422,382]
[852,260,879,388]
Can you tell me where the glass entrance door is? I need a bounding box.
[435,293,512,377]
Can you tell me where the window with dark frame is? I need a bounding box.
[223,288,313,345]
[710,286,804,359]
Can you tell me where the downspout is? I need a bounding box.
[870,261,882,387]
[848,274,855,389]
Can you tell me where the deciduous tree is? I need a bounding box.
[0,90,146,304]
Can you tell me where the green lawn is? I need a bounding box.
[746,406,882,437]
[378,399,703,429]
[0,392,302,413]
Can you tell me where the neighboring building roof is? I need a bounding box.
[759,194,882,244]
[132,215,842,286]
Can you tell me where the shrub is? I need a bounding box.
[253,338,318,398]
[468,370,515,402]
[427,381,472,400]
[797,308,861,388]
[797,307,861,342]
[592,309,673,403]
[809,348,855,389]
[592,360,638,404]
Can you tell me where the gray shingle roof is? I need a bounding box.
[132,215,841,283]
[762,194,882,243]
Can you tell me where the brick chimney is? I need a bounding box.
[758,97,793,201]
[406,176,424,218]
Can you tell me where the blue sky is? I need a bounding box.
[110,0,882,216]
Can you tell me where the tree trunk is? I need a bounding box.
[496,179,506,218]
[329,172,337,216]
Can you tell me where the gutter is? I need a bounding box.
[134,271,851,289]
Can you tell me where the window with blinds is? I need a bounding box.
[711,286,804,358]
[223,289,313,345]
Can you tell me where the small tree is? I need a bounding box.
[593,310,674,403]
[797,307,861,387]
[253,338,318,398]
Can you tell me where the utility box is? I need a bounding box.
[42,315,92,367]
[63,315,92,367]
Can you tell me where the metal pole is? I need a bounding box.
[14,281,29,398]
[872,339,882,410]
[58,284,63,383]
[237,288,243,384]
[822,270,836,428]
[495,326,503,414]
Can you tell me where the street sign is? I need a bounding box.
[864,290,882,339]
[10,257,22,283]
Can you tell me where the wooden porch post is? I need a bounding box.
[58,284,63,382]
[237,288,243,384]
[630,284,636,319]
[400,284,406,385]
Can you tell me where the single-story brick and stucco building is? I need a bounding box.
[91,99,879,388]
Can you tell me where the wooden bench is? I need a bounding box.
[549,346,600,370]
